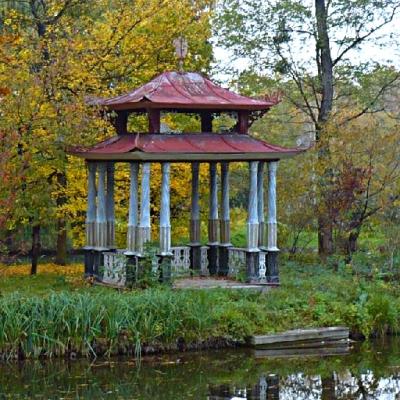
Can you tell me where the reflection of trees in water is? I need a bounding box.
[208,371,400,399]
[3,342,400,399]
[208,374,279,399]
[335,370,400,399]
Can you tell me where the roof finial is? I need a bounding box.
[173,36,188,73]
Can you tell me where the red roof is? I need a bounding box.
[91,72,278,111]
[71,133,301,161]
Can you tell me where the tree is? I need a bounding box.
[215,0,400,257]
[0,0,213,271]
[320,113,400,258]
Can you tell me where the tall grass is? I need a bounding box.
[0,289,260,360]
[1,264,400,360]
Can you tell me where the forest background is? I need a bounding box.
[0,0,399,274]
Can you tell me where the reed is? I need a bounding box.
[0,288,258,360]
[1,263,400,360]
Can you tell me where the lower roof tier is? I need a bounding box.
[70,133,302,162]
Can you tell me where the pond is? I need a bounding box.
[1,338,400,399]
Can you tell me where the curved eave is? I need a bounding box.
[71,150,301,162]
[97,101,273,112]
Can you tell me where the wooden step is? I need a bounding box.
[250,327,349,347]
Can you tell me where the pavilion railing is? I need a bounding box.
[200,246,209,275]
[259,251,267,281]
[228,247,267,280]
[228,247,246,277]
[102,251,127,288]
[96,246,267,286]
[170,245,210,276]
[171,246,191,274]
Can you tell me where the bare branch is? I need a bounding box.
[333,5,400,66]
[339,73,400,124]
[273,43,318,123]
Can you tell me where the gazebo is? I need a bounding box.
[72,71,301,287]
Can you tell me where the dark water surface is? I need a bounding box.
[1,339,400,399]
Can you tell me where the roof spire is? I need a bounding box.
[173,36,188,72]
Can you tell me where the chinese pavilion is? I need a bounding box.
[72,71,301,286]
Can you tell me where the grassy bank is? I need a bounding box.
[1,262,400,360]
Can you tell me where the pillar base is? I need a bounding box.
[258,221,266,248]
[208,219,219,243]
[84,248,94,277]
[190,219,201,244]
[158,254,172,284]
[136,226,151,254]
[218,244,231,276]
[267,250,279,284]
[125,254,138,287]
[92,249,106,279]
[246,250,260,283]
[207,244,219,275]
[106,221,115,250]
[189,243,202,274]
[159,226,171,256]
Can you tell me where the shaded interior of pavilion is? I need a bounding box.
[72,71,301,287]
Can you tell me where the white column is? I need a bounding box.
[190,162,201,244]
[257,161,266,248]
[220,162,231,245]
[208,162,219,244]
[106,162,115,249]
[137,162,151,254]
[126,162,139,255]
[159,162,171,255]
[247,161,259,251]
[267,161,279,251]
[85,162,97,248]
[96,162,108,249]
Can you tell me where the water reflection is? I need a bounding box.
[209,374,279,399]
[1,339,400,399]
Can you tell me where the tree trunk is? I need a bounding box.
[55,171,67,265]
[346,230,360,262]
[31,224,41,275]
[55,218,67,265]
[315,0,335,257]
[318,216,334,259]
[348,232,358,253]
[315,0,334,126]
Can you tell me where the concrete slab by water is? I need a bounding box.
[173,277,273,291]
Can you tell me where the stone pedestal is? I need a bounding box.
[84,248,94,276]
[207,216,219,275]
[92,249,105,279]
[135,254,146,283]
[246,250,260,283]
[218,244,231,276]
[189,243,202,273]
[267,250,280,284]
[158,254,172,284]
[207,244,219,275]
[125,253,138,286]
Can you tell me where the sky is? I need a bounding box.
[211,3,400,84]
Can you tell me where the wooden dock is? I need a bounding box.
[250,327,350,348]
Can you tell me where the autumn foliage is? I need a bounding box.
[0,0,213,266]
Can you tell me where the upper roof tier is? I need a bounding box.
[91,71,279,111]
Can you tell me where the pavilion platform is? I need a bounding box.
[172,276,274,291]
